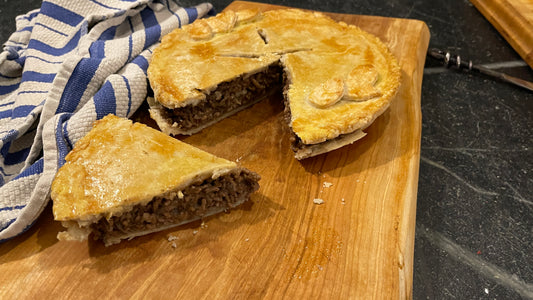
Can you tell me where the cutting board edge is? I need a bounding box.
[398,20,430,300]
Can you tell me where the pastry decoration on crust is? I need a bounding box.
[51,115,260,246]
[148,8,401,159]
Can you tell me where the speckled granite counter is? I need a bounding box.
[1,0,531,298]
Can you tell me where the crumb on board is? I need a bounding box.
[323,182,333,188]
[167,235,178,241]
[171,242,177,248]
[200,221,207,229]
[192,230,198,235]
[313,198,324,205]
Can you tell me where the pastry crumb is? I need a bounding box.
[313,198,324,205]
[171,242,177,248]
[167,235,178,241]
[200,221,207,229]
[192,230,198,235]
[323,182,333,188]
[245,238,249,242]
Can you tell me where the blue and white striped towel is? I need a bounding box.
[0,0,214,242]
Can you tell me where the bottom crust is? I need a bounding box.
[294,129,367,160]
[148,95,269,136]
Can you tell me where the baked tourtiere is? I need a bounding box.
[147,8,400,159]
[51,115,260,246]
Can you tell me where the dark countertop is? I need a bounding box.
[1,0,532,299]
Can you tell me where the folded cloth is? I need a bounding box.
[0,0,214,242]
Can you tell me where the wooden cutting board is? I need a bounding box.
[470,0,533,68]
[0,2,429,299]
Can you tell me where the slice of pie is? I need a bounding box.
[147,8,400,159]
[51,114,260,246]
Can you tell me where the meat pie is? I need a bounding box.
[147,8,401,159]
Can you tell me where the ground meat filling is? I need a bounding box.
[281,72,307,152]
[166,64,283,131]
[92,170,260,240]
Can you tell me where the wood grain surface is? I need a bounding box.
[470,0,533,68]
[0,1,430,299]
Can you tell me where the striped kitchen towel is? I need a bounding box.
[0,0,214,242]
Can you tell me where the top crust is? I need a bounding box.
[148,8,400,145]
[50,115,237,222]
